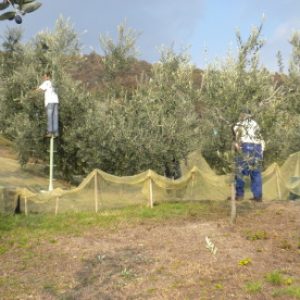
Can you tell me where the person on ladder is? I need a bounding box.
[36,71,59,138]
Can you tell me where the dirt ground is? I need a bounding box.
[0,137,300,299]
[1,201,300,300]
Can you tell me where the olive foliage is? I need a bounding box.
[0,19,299,180]
[198,24,298,169]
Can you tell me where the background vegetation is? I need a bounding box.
[0,18,299,180]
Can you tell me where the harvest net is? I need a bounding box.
[1,151,300,214]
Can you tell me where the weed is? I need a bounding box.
[284,278,294,286]
[272,286,300,298]
[121,267,135,279]
[245,230,268,240]
[48,238,57,244]
[146,288,157,294]
[265,270,284,286]
[16,235,30,249]
[155,266,166,274]
[244,281,263,293]
[238,257,252,266]
[0,245,8,255]
[215,283,224,289]
[43,283,58,295]
[275,209,284,215]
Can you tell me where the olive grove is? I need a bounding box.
[0,18,299,180]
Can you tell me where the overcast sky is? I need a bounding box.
[0,0,300,72]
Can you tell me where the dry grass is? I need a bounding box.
[1,201,300,299]
[1,136,300,299]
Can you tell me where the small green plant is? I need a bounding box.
[272,286,300,298]
[121,267,135,279]
[146,288,157,295]
[244,281,263,293]
[0,245,8,255]
[284,278,294,286]
[43,283,58,295]
[239,257,252,266]
[215,283,224,289]
[265,271,284,286]
[48,238,57,244]
[245,230,268,240]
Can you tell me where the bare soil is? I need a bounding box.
[1,201,300,300]
[0,138,300,299]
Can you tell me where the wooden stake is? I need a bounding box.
[276,166,282,200]
[49,135,54,191]
[24,196,28,216]
[149,177,153,208]
[94,171,98,213]
[230,181,236,224]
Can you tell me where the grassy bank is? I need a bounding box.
[0,200,254,256]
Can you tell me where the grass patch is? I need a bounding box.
[245,230,268,240]
[0,244,9,255]
[0,201,242,255]
[0,201,232,233]
[265,270,285,286]
[244,281,263,293]
[272,286,300,298]
[120,267,136,280]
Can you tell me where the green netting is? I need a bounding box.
[1,151,300,214]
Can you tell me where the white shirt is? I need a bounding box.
[39,80,59,107]
[234,118,265,150]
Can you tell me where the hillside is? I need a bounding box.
[68,52,203,92]
[0,135,69,191]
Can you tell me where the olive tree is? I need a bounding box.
[281,31,300,155]
[197,23,288,223]
[75,24,199,176]
[199,23,288,170]
[0,27,25,135]
[0,18,92,180]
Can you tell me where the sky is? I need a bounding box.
[0,0,300,72]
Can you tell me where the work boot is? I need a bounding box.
[250,197,262,202]
[227,196,244,201]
